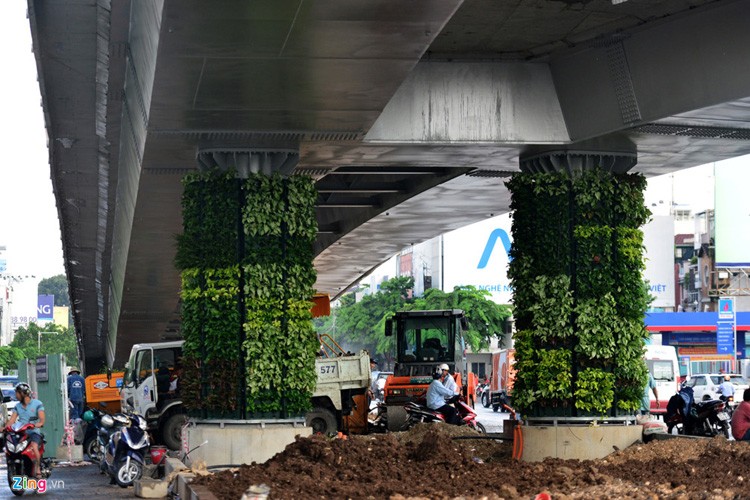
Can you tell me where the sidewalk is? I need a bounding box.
[0,459,138,499]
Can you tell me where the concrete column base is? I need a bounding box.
[521,424,642,461]
[185,419,311,466]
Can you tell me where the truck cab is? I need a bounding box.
[121,340,186,450]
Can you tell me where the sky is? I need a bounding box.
[0,1,64,279]
[0,1,735,283]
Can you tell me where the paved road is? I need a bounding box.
[474,401,511,433]
[0,459,137,499]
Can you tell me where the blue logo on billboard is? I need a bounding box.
[37,295,54,322]
[477,229,512,269]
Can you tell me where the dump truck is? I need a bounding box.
[486,348,515,412]
[382,309,476,430]
[120,337,371,450]
[308,333,371,435]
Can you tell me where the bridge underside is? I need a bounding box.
[28,0,750,369]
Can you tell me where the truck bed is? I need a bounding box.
[314,352,371,395]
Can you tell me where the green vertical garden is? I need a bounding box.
[507,169,652,417]
[177,169,319,418]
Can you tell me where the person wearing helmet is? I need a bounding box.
[439,363,457,394]
[6,383,45,478]
[67,368,86,421]
[718,374,735,401]
[426,365,460,424]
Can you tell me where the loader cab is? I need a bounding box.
[388,310,467,379]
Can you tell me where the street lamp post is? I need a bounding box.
[38,330,56,351]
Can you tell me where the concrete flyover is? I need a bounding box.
[27,0,750,370]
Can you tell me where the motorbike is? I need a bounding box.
[4,423,53,496]
[403,394,486,433]
[102,413,150,487]
[82,407,118,463]
[666,387,730,438]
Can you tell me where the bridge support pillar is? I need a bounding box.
[177,164,318,421]
[508,141,651,439]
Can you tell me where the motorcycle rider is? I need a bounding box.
[440,363,457,393]
[6,383,45,478]
[426,365,460,424]
[717,374,735,402]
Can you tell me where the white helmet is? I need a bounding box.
[439,363,450,371]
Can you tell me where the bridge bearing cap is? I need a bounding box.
[196,148,299,177]
[519,137,637,175]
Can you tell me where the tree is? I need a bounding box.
[314,276,416,362]
[10,322,79,366]
[38,274,70,307]
[0,346,25,372]
[412,286,512,352]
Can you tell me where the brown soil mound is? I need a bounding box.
[395,423,511,462]
[193,426,750,500]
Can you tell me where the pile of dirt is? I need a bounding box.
[193,425,750,500]
[394,422,512,462]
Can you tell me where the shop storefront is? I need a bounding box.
[645,312,750,378]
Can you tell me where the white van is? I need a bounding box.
[644,344,680,415]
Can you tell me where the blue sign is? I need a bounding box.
[716,321,735,355]
[718,297,735,320]
[37,295,54,322]
[116,378,123,388]
[0,259,6,273]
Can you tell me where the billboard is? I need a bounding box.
[54,306,70,328]
[642,216,676,309]
[715,156,750,266]
[37,295,54,322]
[9,278,41,330]
[443,214,513,304]
[443,213,674,308]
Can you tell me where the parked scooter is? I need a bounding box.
[82,407,118,464]
[102,413,150,487]
[666,386,731,438]
[403,395,486,433]
[4,423,53,496]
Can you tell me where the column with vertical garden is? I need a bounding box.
[507,168,652,417]
[241,174,319,416]
[177,169,319,419]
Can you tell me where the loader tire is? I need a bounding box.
[386,406,408,432]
